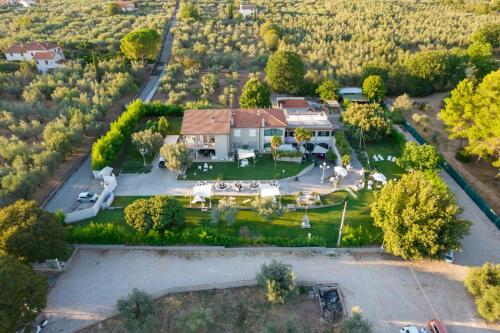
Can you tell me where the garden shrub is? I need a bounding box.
[142,101,183,117]
[340,225,380,247]
[334,131,351,157]
[67,224,328,247]
[464,263,500,323]
[124,196,185,234]
[116,288,155,333]
[256,260,296,304]
[455,149,472,163]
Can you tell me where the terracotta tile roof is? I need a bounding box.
[232,108,287,128]
[181,109,231,135]
[5,42,58,54]
[278,99,310,109]
[33,51,55,60]
[116,1,135,8]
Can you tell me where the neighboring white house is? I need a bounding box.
[283,110,335,151]
[116,1,136,12]
[17,0,35,7]
[4,42,67,73]
[239,3,257,18]
[339,87,369,103]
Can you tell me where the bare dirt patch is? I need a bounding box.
[79,286,333,333]
[396,93,500,214]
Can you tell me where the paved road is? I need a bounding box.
[44,157,101,213]
[44,249,499,333]
[43,2,179,212]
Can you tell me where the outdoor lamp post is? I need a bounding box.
[320,162,330,184]
[307,232,311,248]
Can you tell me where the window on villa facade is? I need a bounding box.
[234,129,241,137]
[317,131,331,137]
[249,129,257,137]
[264,128,283,136]
[285,130,295,137]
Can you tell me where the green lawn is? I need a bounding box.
[72,190,380,247]
[184,155,311,180]
[112,117,182,174]
[363,140,405,180]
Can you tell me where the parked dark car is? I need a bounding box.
[428,319,448,333]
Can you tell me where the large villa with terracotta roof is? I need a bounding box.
[180,106,335,160]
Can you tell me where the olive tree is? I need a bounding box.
[256,260,296,304]
[464,263,500,323]
[131,129,164,166]
[117,288,155,333]
[159,143,192,173]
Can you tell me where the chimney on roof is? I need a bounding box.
[211,115,216,123]
[261,118,265,127]
[256,109,260,116]
[230,116,234,126]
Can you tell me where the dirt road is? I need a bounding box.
[43,249,499,333]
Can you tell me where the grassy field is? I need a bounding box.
[72,190,379,247]
[185,155,311,180]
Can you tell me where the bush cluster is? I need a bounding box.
[464,263,500,323]
[67,223,327,247]
[124,196,185,233]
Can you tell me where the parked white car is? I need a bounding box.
[77,192,98,203]
[400,326,419,333]
[443,250,454,264]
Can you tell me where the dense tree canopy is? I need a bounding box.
[120,28,161,63]
[467,42,497,80]
[342,103,392,142]
[265,51,305,94]
[371,171,471,260]
[464,263,500,323]
[362,75,387,103]
[117,288,155,333]
[397,142,443,171]
[316,79,340,101]
[440,71,500,167]
[124,196,185,233]
[239,78,272,108]
[0,200,67,263]
[0,255,48,332]
[159,142,192,173]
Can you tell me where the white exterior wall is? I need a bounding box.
[240,8,256,17]
[214,134,229,159]
[35,59,63,73]
[5,53,25,61]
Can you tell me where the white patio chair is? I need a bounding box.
[209,165,213,171]
[198,165,202,171]
[378,155,384,161]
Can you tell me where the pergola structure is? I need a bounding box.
[190,184,214,208]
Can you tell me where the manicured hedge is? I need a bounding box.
[91,100,183,170]
[67,223,327,247]
[334,131,351,157]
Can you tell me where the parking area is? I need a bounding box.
[43,249,499,333]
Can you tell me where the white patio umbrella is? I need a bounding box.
[334,166,348,178]
[191,184,213,207]
[372,172,387,183]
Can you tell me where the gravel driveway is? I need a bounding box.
[44,249,499,333]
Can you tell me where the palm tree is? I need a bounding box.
[270,135,283,168]
[294,127,313,157]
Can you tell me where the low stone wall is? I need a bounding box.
[277,156,302,163]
